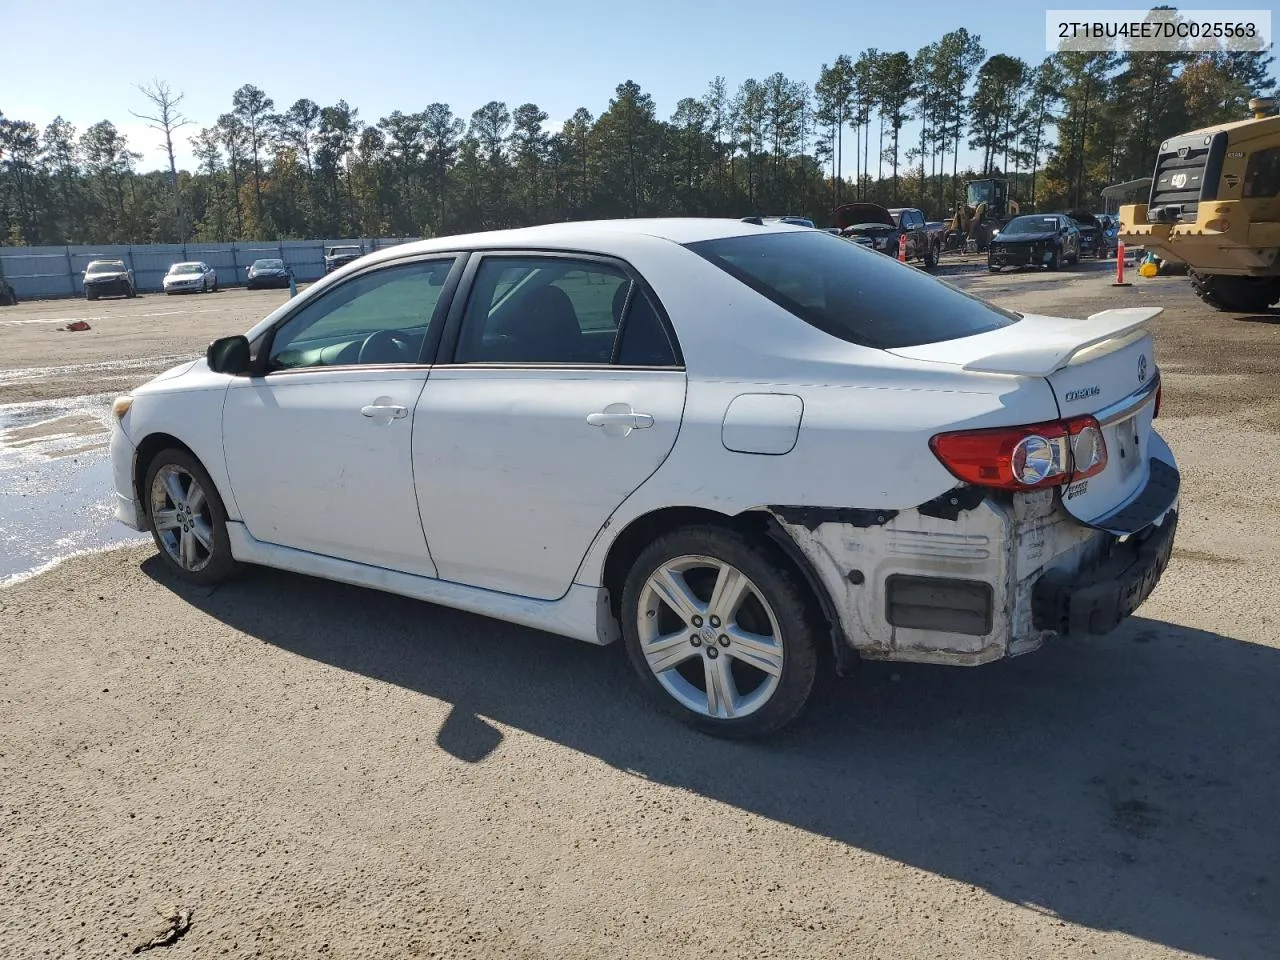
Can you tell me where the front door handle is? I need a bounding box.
[361,404,407,419]
[587,411,654,429]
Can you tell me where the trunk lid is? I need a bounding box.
[889,307,1165,531]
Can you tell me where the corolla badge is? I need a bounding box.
[1064,385,1101,402]
[1138,354,1148,383]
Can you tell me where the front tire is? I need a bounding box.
[1190,272,1280,313]
[924,241,939,269]
[1047,248,1061,271]
[620,525,822,739]
[144,448,241,586]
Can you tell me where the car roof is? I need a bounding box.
[351,218,804,268]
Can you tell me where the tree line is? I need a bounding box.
[0,18,1274,247]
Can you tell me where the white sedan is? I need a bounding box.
[163,261,218,294]
[109,219,1179,738]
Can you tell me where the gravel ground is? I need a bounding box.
[2,263,1278,959]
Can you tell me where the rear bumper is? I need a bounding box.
[1033,508,1176,636]
[772,434,1180,665]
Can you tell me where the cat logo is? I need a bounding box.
[1225,174,1240,188]
[1170,173,1188,189]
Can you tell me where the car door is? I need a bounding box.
[221,254,462,577]
[413,252,687,600]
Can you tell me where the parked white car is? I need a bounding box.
[163,261,218,294]
[109,219,1179,738]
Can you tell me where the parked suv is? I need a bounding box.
[324,245,364,274]
[83,259,136,300]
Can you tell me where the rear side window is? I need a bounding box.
[685,230,1019,350]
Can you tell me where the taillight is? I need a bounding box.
[930,415,1108,491]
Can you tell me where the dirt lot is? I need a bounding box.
[2,263,1279,959]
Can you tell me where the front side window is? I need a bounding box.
[1243,147,1280,198]
[685,230,1019,350]
[267,258,453,370]
[454,257,630,364]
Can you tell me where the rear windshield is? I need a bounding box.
[684,230,1019,350]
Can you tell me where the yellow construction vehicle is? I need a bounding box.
[1119,96,1280,312]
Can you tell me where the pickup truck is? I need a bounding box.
[832,203,939,269]
[888,207,941,268]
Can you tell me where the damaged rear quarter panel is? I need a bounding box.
[771,487,1100,665]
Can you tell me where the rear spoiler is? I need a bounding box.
[960,307,1163,377]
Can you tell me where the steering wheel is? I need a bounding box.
[357,329,413,365]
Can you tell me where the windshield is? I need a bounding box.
[966,181,994,206]
[253,259,285,269]
[169,263,202,274]
[1000,216,1059,236]
[86,260,125,274]
[685,230,1019,350]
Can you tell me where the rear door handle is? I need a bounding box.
[587,411,654,429]
[361,404,407,419]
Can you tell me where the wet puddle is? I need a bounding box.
[0,395,148,586]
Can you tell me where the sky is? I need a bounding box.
[2,0,1276,176]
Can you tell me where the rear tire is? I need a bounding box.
[620,524,823,739]
[1190,272,1280,313]
[143,448,242,586]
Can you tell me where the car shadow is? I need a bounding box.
[1237,312,1280,325]
[141,556,1279,959]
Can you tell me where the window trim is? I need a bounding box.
[434,248,684,370]
[250,252,468,377]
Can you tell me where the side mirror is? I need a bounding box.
[207,335,251,375]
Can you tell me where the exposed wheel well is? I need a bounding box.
[599,506,851,673]
[132,433,198,514]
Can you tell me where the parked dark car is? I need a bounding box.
[82,259,136,300]
[1066,210,1106,259]
[1093,212,1120,255]
[246,258,294,289]
[988,214,1081,271]
[763,215,816,228]
[323,245,364,274]
[832,203,939,269]
[832,202,898,254]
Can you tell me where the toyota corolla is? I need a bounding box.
[109,219,1179,738]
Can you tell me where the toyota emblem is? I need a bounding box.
[1138,354,1148,383]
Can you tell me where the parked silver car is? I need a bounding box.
[163,261,218,295]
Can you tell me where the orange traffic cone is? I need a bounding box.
[1112,239,1131,287]
[898,233,907,262]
